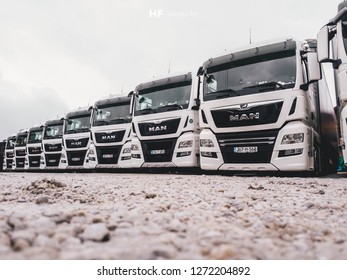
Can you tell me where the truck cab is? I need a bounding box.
[199,38,338,173]
[130,72,200,168]
[3,135,16,171]
[12,130,29,171]
[85,95,132,169]
[25,125,43,170]
[317,2,347,168]
[40,119,64,169]
[60,107,92,169]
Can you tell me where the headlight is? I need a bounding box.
[200,139,214,147]
[123,148,131,154]
[88,149,95,155]
[178,140,193,148]
[61,153,66,159]
[281,133,304,144]
[131,144,139,151]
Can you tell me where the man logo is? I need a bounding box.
[101,135,116,141]
[229,112,260,121]
[149,125,167,132]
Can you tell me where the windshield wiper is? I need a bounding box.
[109,118,130,124]
[242,82,285,90]
[93,120,109,126]
[137,108,155,115]
[159,104,184,111]
[209,88,239,99]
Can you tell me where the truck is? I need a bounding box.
[0,140,5,171]
[198,38,338,174]
[25,125,43,170]
[317,1,347,168]
[12,129,29,171]
[40,118,64,169]
[85,95,132,169]
[130,72,200,168]
[2,135,16,171]
[59,107,92,169]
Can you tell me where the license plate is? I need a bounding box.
[103,154,114,158]
[49,159,56,163]
[150,149,165,155]
[71,157,80,161]
[234,146,258,153]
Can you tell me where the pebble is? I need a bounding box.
[0,172,346,259]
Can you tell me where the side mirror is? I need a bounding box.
[317,26,330,63]
[307,52,322,82]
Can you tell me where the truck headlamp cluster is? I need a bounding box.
[281,133,304,144]
[200,139,214,147]
[178,140,193,148]
[131,144,139,151]
[122,148,131,154]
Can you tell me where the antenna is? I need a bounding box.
[168,62,171,74]
[249,28,252,44]
[121,82,124,94]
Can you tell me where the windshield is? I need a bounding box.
[15,135,27,147]
[93,103,131,126]
[28,130,43,144]
[203,50,296,101]
[342,14,347,55]
[134,81,191,116]
[6,138,15,149]
[65,114,91,134]
[44,124,63,139]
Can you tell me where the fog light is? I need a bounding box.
[279,148,303,157]
[177,151,191,157]
[121,156,131,161]
[201,151,217,158]
[131,154,141,159]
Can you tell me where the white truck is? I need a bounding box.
[59,107,92,169]
[317,1,347,167]
[25,125,43,170]
[130,72,200,168]
[40,118,64,169]
[2,134,16,171]
[198,38,338,174]
[12,129,29,171]
[85,95,132,169]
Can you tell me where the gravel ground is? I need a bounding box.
[0,172,346,259]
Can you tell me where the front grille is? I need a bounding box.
[6,152,14,158]
[15,149,26,157]
[211,101,283,128]
[66,138,89,149]
[29,156,40,167]
[96,146,122,164]
[95,131,125,144]
[44,143,62,152]
[216,129,279,163]
[45,154,61,167]
[28,147,42,154]
[15,158,25,168]
[141,138,177,162]
[6,159,13,169]
[138,118,180,136]
[67,150,87,166]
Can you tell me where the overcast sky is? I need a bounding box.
[0,0,343,140]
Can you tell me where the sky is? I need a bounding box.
[0,0,343,140]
